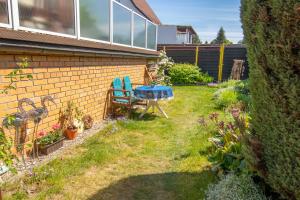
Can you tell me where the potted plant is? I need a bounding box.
[82,115,93,130]
[64,124,78,140]
[59,101,83,140]
[35,124,64,155]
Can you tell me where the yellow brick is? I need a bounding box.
[26,85,41,92]
[34,79,47,85]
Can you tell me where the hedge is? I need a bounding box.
[241,0,300,199]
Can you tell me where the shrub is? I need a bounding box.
[213,87,238,109]
[241,0,300,199]
[207,110,249,174]
[214,80,251,110]
[206,174,267,200]
[169,63,213,84]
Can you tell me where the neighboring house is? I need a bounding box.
[0,0,160,147]
[158,25,197,45]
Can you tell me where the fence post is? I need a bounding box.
[218,43,225,82]
[195,46,199,66]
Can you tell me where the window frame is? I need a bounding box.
[13,0,77,39]
[146,20,158,50]
[111,0,132,48]
[0,0,12,28]
[78,0,111,44]
[132,12,146,49]
[7,0,158,51]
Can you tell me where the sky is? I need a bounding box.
[147,0,244,43]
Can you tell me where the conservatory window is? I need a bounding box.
[133,14,146,48]
[18,0,75,35]
[113,2,132,46]
[79,0,110,41]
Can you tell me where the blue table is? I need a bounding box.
[134,85,173,118]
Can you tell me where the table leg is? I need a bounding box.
[154,101,169,119]
[139,101,153,119]
[139,100,169,119]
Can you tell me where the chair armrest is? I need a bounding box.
[131,83,145,86]
[112,96,131,100]
[109,88,131,93]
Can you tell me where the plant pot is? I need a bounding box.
[74,119,84,134]
[64,128,78,140]
[37,138,64,155]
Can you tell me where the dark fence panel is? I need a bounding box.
[158,44,249,81]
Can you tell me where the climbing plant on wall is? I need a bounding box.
[0,58,33,170]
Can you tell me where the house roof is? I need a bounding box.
[176,26,197,35]
[132,0,161,24]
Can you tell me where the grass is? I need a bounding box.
[3,86,219,200]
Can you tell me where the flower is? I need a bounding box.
[38,130,47,137]
[198,116,207,126]
[218,121,225,129]
[52,123,61,130]
[231,108,240,118]
[209,112,219,122]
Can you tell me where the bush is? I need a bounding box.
[214,80,251,110]
[206,174,267,200]
[241,0,300,199]
[207,110,249,174]
[169,63,213,84]
[213,87,238,109]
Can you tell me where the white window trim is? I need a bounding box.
[13,0,77,39]
[0,0,12,28]
[146,20,158,50]
[112,0,132,47]
[5,0,158,51]
[77,0,111,44]
[133,13,147,49]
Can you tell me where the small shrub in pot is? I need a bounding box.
[59,101,83,140]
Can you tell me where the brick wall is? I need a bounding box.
[0,52,148,153]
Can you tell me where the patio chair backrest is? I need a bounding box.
[113,78,124,97]
[123,76,133,97]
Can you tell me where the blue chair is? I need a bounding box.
[110,77,133,117]
[123,76,147,105]
[110,77,146,117]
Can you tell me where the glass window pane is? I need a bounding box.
[0,0,9,24]
[133,14,146,48]
[147,22,157,50]
[18,0,75,35]
[113,3,131,45]
[80,0,110,41]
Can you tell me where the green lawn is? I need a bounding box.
[4,86,219,200]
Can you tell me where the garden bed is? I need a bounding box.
[1,121,109,183]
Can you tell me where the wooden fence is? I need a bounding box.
[158,44,249,81]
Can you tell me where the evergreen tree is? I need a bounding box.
[241,0,299,199]
[211,27,233,45]
[192,34,202,44]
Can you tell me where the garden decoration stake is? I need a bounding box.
[2,98,37,168]
[27,96,56,160]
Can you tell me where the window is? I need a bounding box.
[113,2,131,46]
[0,0,9,24]
[79,0,110,42]
[147,22,157,50]
[133,14,146,48]
[18,0,75,35]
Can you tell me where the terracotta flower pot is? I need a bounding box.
[64,128,78,140]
